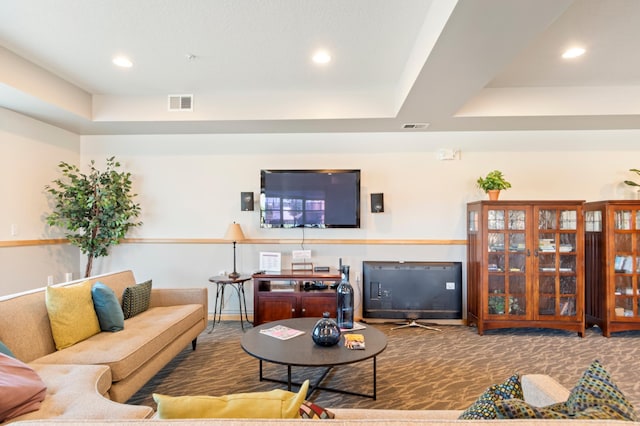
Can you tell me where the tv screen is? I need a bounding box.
[362,261,463,320]
[260,169,360,228]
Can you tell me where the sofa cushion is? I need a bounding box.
[33,304,204,382]
[0,353,47,422]
[153,380,309,419]
[122,280,152,319]
[458,373,523,419]
[45,280,101,350]
[92,282,125,332]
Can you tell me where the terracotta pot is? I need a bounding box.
[487,190,500,200]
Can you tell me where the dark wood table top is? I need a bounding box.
[208,275,252,284]
[241,317,387,367]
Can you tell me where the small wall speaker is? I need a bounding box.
[241,192,254,211]
[371,193,384,213]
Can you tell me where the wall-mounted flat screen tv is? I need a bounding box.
[260,169,361,228]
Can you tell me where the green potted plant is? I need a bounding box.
[624,168,640,187]
[476,170,512,200]
[45,157,142,277]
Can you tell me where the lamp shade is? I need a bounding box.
[224,222,245,242]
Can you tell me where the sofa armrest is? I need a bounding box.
[521,374,571,407]
[149,288,208,314]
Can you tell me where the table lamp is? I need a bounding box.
[224,222,245,279]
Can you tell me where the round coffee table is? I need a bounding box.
[241,317,387,399]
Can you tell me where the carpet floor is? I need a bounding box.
[127,321,640,412]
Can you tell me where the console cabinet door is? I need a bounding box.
[300,294,337,318]
[255,295,297,324]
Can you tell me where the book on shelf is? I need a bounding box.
[344,333,365,350]
[259,325,305,340]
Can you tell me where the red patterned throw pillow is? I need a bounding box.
[299,400,335,419]
[0,353,47,422]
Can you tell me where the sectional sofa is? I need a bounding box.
[0,270,208,423]
[8,374,638,424]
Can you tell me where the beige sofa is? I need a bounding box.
[11,374,639,425]
[0,270,208,423]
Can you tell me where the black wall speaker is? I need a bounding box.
[371,193,384,213]
[241,192,254,211]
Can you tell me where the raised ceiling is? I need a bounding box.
[1,0,640,135]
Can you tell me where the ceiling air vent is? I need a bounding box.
[168,94,193,111]
[402,123,429,129]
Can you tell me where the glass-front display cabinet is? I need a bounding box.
[585,201,640,336]
[467,200,585,336]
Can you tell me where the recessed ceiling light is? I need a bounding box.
[113,56,133,68]
[312,50,331,65]
[562,47,585,59]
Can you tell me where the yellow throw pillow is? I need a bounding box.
[46,280,101,350]
[153,380,309,419]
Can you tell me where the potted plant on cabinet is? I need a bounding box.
[45,157,142,277]
[624,168,640,187]
[477,170,512,200]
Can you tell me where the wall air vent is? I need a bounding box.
[168,94,193,111]
[402,123,429,129]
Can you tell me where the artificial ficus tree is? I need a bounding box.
[45,157,142,277]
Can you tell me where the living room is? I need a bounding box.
[3,1,640,423]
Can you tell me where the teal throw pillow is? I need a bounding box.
[121,280,152,319]
[91,282,125,331]
[458,373,523,419]
[0,341,14,358]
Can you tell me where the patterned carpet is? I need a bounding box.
[127,321,640,412]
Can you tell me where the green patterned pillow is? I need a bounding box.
[458,374,523,419]
[121,280,152,319]
[564,359,637,421]
[496,397,633,420]
[496,360,637,422]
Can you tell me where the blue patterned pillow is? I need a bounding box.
[496,360,637,421]
[458,374,524,419]
[564,360,637,421]
[496,397,632,420]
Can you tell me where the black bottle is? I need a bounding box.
[336,265,354,329]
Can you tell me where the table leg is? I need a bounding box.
[208,283,224,333]
[373,355,377,400]
[235,283,245,330]
[238,283,251,325]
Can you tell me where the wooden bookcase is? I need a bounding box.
[467,200,585,336]
[252,269,341,326]
[585,200,640,336]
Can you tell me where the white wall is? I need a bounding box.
[0,108,81,295]
[80,130,640,318]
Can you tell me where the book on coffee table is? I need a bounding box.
[344,333,365,350]
[259,325,305,340]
